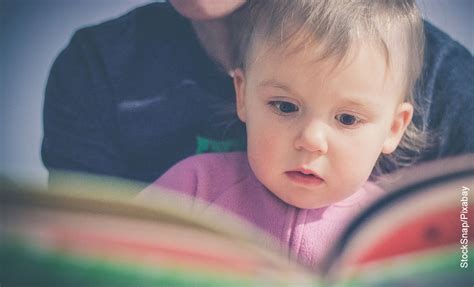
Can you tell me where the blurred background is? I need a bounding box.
[1,0,473,187]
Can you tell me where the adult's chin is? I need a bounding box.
[170,0,246,21]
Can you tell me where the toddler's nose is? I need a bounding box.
[294,120,329,154]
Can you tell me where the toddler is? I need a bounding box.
[138,0,425,269]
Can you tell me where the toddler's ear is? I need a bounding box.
[382,102,413,154]
[232,68,247,122]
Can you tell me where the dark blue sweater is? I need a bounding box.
[42,2,474,183]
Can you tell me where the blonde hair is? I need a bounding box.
[230,0,426,175]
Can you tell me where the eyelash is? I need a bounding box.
[268,100,299,115]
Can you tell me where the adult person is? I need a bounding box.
[42,0,473,184]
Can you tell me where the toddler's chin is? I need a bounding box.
[274,192,332,210]
[291,201,331,210]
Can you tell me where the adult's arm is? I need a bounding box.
[41,3,240,184]
[418,22,474,161]
[42,29,124,182]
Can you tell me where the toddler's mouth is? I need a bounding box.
[285,170,324,186]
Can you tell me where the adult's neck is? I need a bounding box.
[191,18,233,74]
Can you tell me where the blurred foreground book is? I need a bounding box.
[1,155,473,286]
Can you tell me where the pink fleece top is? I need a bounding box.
[138,152,384,270]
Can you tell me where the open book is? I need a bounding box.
[1,155,473,286]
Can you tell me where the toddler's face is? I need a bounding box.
[233,41,413,209]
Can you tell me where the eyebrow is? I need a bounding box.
[257,79,296,95]
[258,79,380,112]
[337,97,381,115]
[339,98,371,108]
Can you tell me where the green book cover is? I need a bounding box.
[1,155,473,286]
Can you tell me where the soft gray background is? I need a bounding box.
[1,0,473,187]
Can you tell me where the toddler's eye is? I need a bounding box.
[269,101,299,114]
[336,113,360,126]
